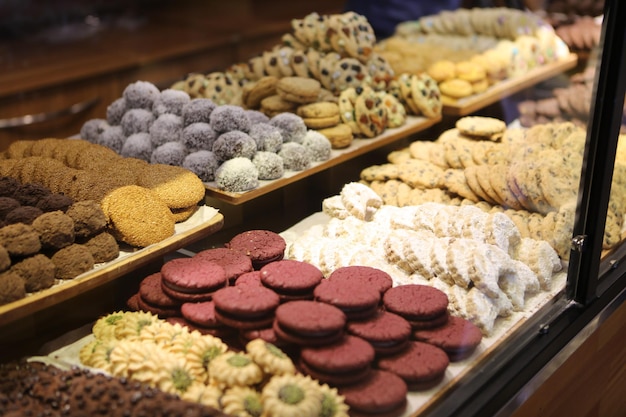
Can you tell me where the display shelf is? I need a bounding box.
[204,115,441,205]
[442,53,578,116]
[0,206,223,327]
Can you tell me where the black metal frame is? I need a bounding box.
[422,0,626,415]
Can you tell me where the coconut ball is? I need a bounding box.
[150,141,188,166]
[106,97,127,125]
[182,98,217,126]
[209,105,251,133]
[248,123,283,153]
[182,150,220,182]
[149,113,183,148]
[123,80,160,110]
[181,122,218,152]
[80,118,109,143]
[153,89,191,117]
[120,108,154,137]
[252,151,284,180]
[278,142,311,171]
[121,132,153,161]
[269,112,307,143]
[301,130,332,161]
[215,157,259,192]
[246,109,270,125]
[97,125,126,153]
[212,131,257,161]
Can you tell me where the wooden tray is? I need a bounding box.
[442,53,578,116]
[0,206,224,327]
[204,115,441,205]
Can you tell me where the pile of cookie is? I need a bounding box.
[0,176,120,306]
[357,117,626,259]
[79,310,349,416]
[288,182,562,336]
[1,138,206,247]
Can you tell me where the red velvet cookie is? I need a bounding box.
[299,334,375,386]
[377,341,449,390]
[126,293,140,311]
[338,369,408,417]
[412,315,483,361]
[346,310,411,356]
[260,259,323,301]
[234,270,264,286]
[160,257,228,302]
[226,229,286,269]
[193,247,253,284]
[313,277,381,320]
[383,284,449,330]
[327,265,393,295]
[139,272,182,308]
[212,284,280,330]
[273,300,346,346]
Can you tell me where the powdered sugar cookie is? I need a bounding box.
[340,182,383,221]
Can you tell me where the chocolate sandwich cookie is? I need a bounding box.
[338,369,408,417]
[226,229,286,269]
[260,259,323,301]
[377,341,449,390]
[412,315,483,361]
[327,265,393,296]
[313,278,381,320]
[212,284,280,330]
[273,300,347,346]
[299,334,375,386]
[194,248,253,285]
[137,272,182,318]
[346,310,411,356]
[180,300,235,338]
[383,284,449,330]
[160,257,228,302]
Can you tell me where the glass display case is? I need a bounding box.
[0,1,624,416]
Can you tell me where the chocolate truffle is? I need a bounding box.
[4,205,43,225]
[0,197,20,219]
[31,210,76,250]
[83,232,119,263]
[35,193,74,213]
[13,182,51,206]
[51,243,95,280]
[0,223,41,257]
[10,254,56,292]
[65,200,107,239]
[0,271,26,305]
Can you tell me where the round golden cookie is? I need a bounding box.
[170,205,200,223]
[296,102,339,119]
[317,123,353,149]
[439,78,473,99]
[137,164,205,209]
[427,60,456,82]
[242,76,278,109]
[260,94,298,116]
[455,116,506,139]
[455,61,486,83]
[101,185,176,247]
[276,76,321,104]
[302,115,341,129]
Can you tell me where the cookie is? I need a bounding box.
[212,284,280,330]
[194,247,254,284]
[410,73,443,118]
[439,78,473,99]
[455,116,506,139]
[337,87,361,135]
[377,341,449,391]
[346,310,412,356]
[276,76,321,104]
[338,369,408,417]
[397,159,444,189]
[136,164,205,210]
[412,315,483,361]
[327,265,393,295]
[242,76,278,109]
[360,163,399,182]
[313,277,381,320]
[160,257,228,302]
[226,229,286,269]
[296,102,339,119]
[299,334,375,386]
[442,169,480,202]
[260,259,323,301]
[138,272,182,313]
[316,123,353,149]
[377,92,407,128]
[340,181,383,221]
[354,86,388,138]
[273,300,347,346]
[332,57,369,92]
[383,284,449,330]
